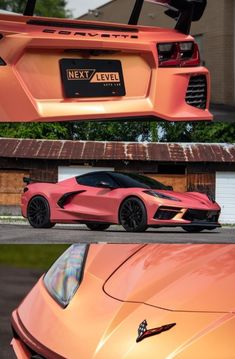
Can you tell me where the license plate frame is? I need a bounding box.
[60,58,126,98]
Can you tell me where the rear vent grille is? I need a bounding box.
[186,75,207,109]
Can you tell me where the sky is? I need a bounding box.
[66,0,111,18]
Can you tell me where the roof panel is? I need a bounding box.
[0,138,235,163]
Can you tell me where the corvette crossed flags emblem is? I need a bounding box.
[136,320,176,343]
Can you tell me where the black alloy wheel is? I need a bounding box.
[27,196,55,228]
[86,223,110,231]
[119,197,147,232]
[182,226,205,233]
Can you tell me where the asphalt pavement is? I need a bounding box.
[0,223,235,243]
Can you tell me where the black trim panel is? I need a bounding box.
[57,190,86,208]
[27,19,139,33]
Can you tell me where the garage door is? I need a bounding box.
[216,172,235,224]
[58,166,114,181]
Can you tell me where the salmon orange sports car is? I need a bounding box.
[11,243,235,358]
[0,0,212,122]
[21,171,221,233]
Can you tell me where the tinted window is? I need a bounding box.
[110,172,168,190]
[76,172,118,188]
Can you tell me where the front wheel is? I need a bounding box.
[86,223,110,231]
[119,197,147,232]
[182,226,205,233]
[27,196,55,228]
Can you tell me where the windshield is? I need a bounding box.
[110,172,169,190]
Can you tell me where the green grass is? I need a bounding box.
[0,244,70,270]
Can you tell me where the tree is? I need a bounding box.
[158,122,192,142]
[159,122,235,143]
[0,0,71,17]
[0,123,70,139]
[191,122,235,143]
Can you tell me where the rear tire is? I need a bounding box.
[86,223,110,231]
[27,196,55,229]
[119,197,147,232]
[182,226,205,233]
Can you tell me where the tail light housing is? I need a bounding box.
[158,41,200,67]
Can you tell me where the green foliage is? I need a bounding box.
[0,123,70,139]
[191,122,235,143]
[71,121,151,141]
[0,0,71,17]
[0,244,69,269]
[159,122,192,142]
[1,121,235,143]
[0,121,152,141]
[159,122,235,143]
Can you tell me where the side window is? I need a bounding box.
[76,173,117,188]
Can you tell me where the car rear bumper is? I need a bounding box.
[0,15,212,122]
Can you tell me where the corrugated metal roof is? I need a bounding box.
[0,138,235,163]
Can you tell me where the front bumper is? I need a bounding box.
[11,310,63,359]
[148,206,221,228]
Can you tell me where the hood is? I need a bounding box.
[17,244,235,359]
[104,244,235,313]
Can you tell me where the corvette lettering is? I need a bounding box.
[43,28,138,39]
[136,320,176,343]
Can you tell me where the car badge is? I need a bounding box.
[136,320,176,343]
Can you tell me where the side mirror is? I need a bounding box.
[97,181,116,190]
[166,185,173,191]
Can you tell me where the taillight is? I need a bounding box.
[158,42,200,67]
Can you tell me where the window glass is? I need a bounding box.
[76,172,118,188]
[110,172,168,189]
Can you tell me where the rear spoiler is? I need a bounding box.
[23,177,55,184]
[129,0,207,34]
[23,0,206,34]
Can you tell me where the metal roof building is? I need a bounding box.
[1,138,235,223]
[0,138,235,163]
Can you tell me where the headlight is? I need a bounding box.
[144,190,181,202]
[44,244,88,308]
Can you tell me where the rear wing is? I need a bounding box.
[23,0,206,34]
[23,177,55,184]
[129,0,207,34]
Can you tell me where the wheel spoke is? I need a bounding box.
[120,199,145,230]
[28,197,49,228]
